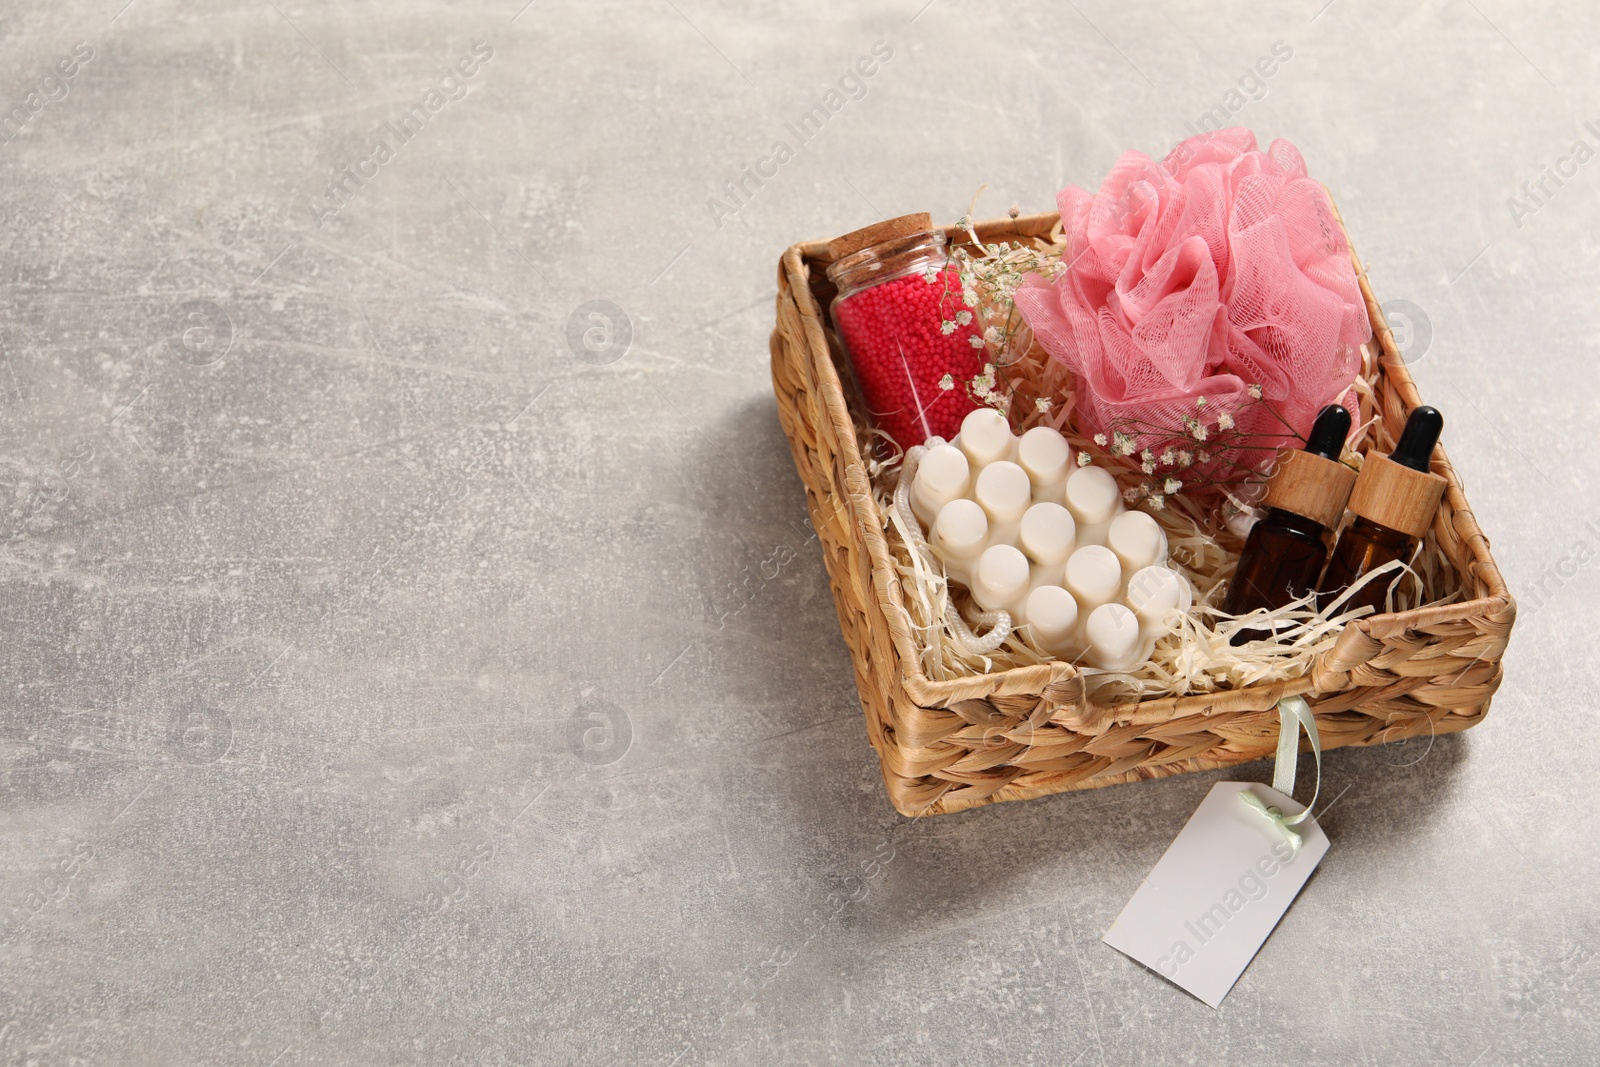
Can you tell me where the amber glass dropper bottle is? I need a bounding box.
[1224,404,1356,643]
[1318,405,1447,617]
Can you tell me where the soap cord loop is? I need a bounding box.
[1238,696,1323,851]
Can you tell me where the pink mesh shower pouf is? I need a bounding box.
[1015,128,1370,487]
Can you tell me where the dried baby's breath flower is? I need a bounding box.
[935,208,1072,414]
[1091,389,1296,509]
[938,373,955,391]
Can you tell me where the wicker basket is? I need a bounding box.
[770,209,1515,817]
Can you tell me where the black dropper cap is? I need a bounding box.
[1303,404,1352,462]
[1390,405,1443,473]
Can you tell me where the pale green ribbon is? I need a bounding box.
[1238,696,1322,851]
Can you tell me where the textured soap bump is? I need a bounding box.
[1065,544,1122,616]
[1024,584,1080,656]
[932,499,988,586]
[1107,510,1167,577]
[910,443,971,528]
[1064,465,1121,546]
[1018,502,1076,567]
[1017,425,1073,503]
[1085,603,1142,671]
[1127,565,1191,629]
[973,461,1033,546]
[957,407,1016,469]
[972,544,1031,615]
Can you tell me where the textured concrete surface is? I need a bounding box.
[1,1,1596,1064]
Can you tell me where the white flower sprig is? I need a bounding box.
[1082,387,1319,510]
[923,202,1066,416]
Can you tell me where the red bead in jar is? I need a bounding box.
[825,214,986,451]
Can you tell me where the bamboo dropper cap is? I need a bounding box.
[1347,406,1447,540]
[1264,405,1357,530]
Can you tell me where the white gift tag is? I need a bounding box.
[1102,779,1328,1007]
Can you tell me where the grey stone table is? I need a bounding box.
[2,1,1595,1064]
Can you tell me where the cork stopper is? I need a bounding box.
[1347,453,1446,539]
[1265,449,1357,530]
[827,212,933,260]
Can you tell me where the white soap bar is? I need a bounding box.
[1064,465,1121,545]
[1107,510,1167,577]
[1065,544,1122,616]
[1018,502,1076,567]
[955,407,1016,470]
[1024,584,1080,657]
[932,498,989,586]
[911,443,971,529]
[907,413,1194,673]
[972,544,1031,615]
[973,461,1032,547]
[1017,425,1073,504]
[1084,602,1142,671]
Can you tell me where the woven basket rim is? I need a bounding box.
[779,205,1513,715]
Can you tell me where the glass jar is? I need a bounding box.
[825,214,986,451]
